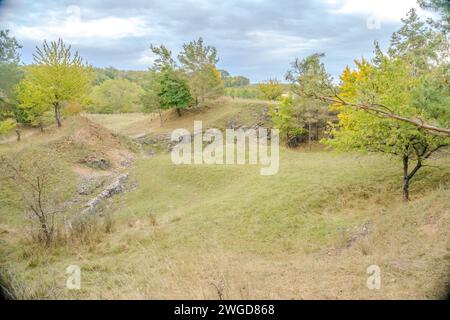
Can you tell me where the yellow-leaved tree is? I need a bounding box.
[16,39,92,127]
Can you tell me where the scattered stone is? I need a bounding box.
[77,177,106,195]
[83,173,128,212]
[80,155,111,170]
[119,153,135,167]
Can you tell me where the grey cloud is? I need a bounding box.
[0,0,414,82]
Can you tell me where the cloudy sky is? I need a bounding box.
[0,0,430,82]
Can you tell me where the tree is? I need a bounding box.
[287,11,450,201]
[178,37,218,73]
[222,72,251,88]
[326,58,449,201]
[419,0,450,32]
[15,76,52,129]
[141,70,164,125]
[388,9,447,75]
[258,79,284,100]
[295,13,450,136]
[158,67,192,117]
[268,94,332,148]
[141,44,179,125]
[150,44,177,72]
[269,96,305,147]
[0,29,21,63]
[0,30,23,134]
[178,37,223,104]
[0,150,75,245]
[16,39,92,127]
[188,63,223,103]
[89,78,144,113]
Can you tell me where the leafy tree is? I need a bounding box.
[224,86,261,99]
[419,0,450,31]
[0,29,21,63]
[103,66,120,80]
[388,9,448,74]
[269,96,305,147]
[141,70,164,125]
[92,66,120,85]
[325,57,449,201]
[296,97,334,147]
[89,78,144,113]
[16,39,92,127]
[141,44,179,124]
[0,118,15,134]
[188,63,223,103]
[178,37,223,104]
[150,44,177,72]
[0,30,23,134]
[158,67,192,117]
[258,79,284,100]
[287,11,449,201]
[222,73,250,88]
[15,76,52,128]
[178,37,218,72]
[219,69,231,78]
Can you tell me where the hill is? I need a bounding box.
[0,99,449,299]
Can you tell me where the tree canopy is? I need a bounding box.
[89,78,144,113]
[287,9,450,200]
[158,67,192,116]
[178,37,223,104]
[0,29,23,134]
[16,39,92,127]
[258,79,284,101]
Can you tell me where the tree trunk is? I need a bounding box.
[159,109,164,127]
[315,123,319,141]
[176,108,182,117]
[402,155,410,202]
[54,102,62,127]
[15,129,21,142]
[308,122,312,150]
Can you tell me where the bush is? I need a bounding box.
[0,150,76,246]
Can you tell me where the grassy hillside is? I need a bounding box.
[0,99,449,299]
[85,97,272,137]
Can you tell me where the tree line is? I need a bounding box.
[0,36,247,132]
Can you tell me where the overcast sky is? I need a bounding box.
[0,0,431,82]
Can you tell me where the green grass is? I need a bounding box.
[84,113,157,136]
[86,97,272,138]
[1,147,448,299]
[0,100,449,299]
[116,149,448,254]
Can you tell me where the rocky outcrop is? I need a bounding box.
[81,173,129,214]
[80,155,111,170]
[65,173,129,230]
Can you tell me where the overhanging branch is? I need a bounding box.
[314,95,450,137]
